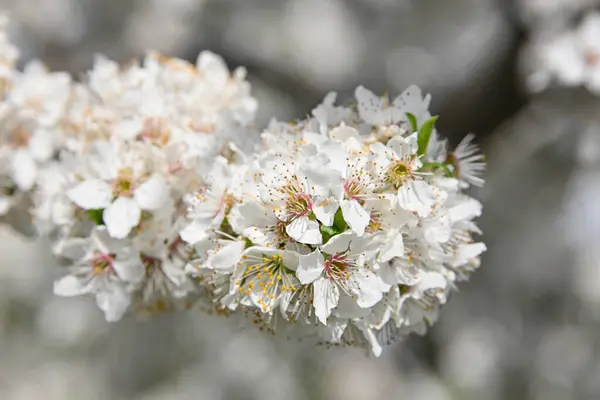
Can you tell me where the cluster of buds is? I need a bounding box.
[0,15,485,356]
[183,87,486,356]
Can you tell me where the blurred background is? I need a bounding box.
[2,0,600,399]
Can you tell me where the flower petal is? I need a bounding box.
[378,229,404,262]
[95,287,131,322]
[180,220,211,244]
[313,276,339,325]
[134,174,169,211]
[353,269,384,308]
[67,179,112,210]
[297,249,325,284]
[11,150,37,191]
[313,196,339,227]
[321,231,355,255]
[103,196,141,239]
[112,250,144,283]
[53,275,91,297]
[209,240,246,273]
[285,216,322,245]
[341,199,370,236]
[397,180,436,217]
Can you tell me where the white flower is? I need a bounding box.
[371,133,438,217]
[67,141,170,239]
[180,156,237,244]
[355,85,431,126]
[297,232,386,324]
[448,134,486,188]
[53,227,144,321]
[258,151,340,245]
[68,172,169,239]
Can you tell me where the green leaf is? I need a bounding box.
[320,225,337,244]
[417,115,439,156]
[405,112,418,132]
[420,162,453,177]
[87,209,104,225]
[332,209,347,232]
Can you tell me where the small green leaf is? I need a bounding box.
[308,211,317,221]
[417,115,439,156]
[332,209,347,232]
[87,209,104,225]
[320,225,337,244]
[405,112,418,132]
[420,162,453,177]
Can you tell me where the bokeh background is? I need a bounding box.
[2,0,600,399]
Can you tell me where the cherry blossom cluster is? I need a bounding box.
[522,5,600,93]
[0,15,259,320]
[182,87,486,356]
[0,15,485,356]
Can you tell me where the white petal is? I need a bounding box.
[378,230,404,262]
[210,241,246,273]
[360,325,383,357]
[113,119,142,140]
[452,242,487,267]
[329,125,360,142]
[53,275,90,297]
[228,201,274,233]
[29,129,55,162]
[397,180,436,217]
[11,150,37,191]
[53,237,90,260]
[67,179,112,210]
[387,135,417,159]
[353,270,384,308]
[286,217,322,245]
[297,249,325,284]
[103,197,141,239]
[341,199,370,236]
[96,287,131,322]
[321,231,355,254]
[0,196,11,215]
[134,174,169,210]
[112,251,144,283]
[312,196,339,226]
[180,220,210,244]
[313,277,339,325]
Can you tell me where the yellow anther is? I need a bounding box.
[276,276,282,281]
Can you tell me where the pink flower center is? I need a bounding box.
[324,253,348,281]
[90,252,114,274]
[286,192,313,218]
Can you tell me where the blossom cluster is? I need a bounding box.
[182,87,486,356]
[523,8,600,93]
[0,15,485,356]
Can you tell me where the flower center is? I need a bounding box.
[113,168,135,197]
[286,192,312,218]
[90,252,115,274]
[324,254,349,281]
[366,211,383,233]
[238,253,296,312]
[344,179,365,200]
[140,118,170,146]
[10,127,30,148]
[386,160,411,186]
